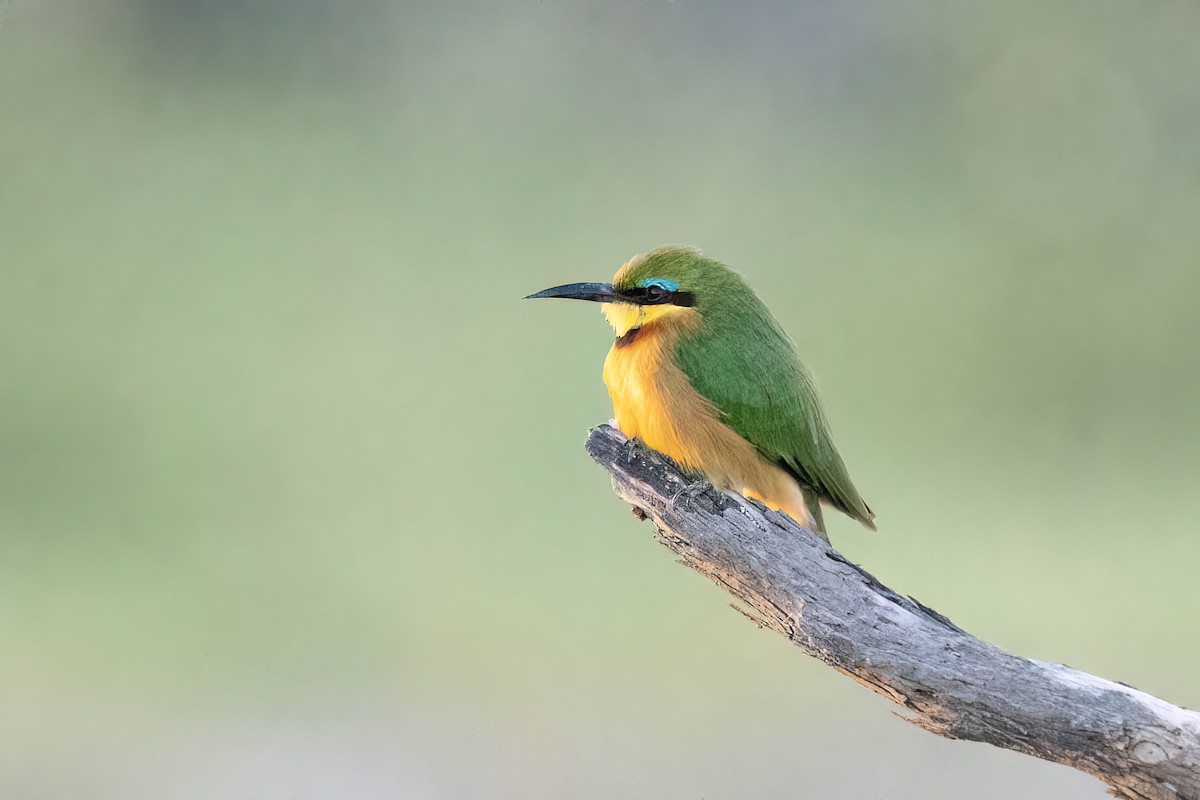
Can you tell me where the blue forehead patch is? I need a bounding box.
[637,278,679,292]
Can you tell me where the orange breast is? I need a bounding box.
[601,321,816,531]
[602,323,704,467]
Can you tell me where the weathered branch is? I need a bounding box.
[585,423,1200,800]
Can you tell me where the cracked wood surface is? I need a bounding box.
[585,423,1200,800]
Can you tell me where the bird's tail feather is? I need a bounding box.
[805,494,828,542]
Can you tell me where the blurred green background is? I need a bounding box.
[2,1,1197,797]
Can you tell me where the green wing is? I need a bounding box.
[674,310,876,530]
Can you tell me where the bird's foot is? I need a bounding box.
[665,480,716,516]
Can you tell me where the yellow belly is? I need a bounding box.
[601,323,816,531]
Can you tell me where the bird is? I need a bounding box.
[526,246,874,540]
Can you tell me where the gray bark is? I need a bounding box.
[585,423,1200,800]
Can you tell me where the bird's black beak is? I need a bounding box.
[523,282,622,303]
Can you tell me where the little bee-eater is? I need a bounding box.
[527,246,874,539]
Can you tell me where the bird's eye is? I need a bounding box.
[644,284,670,303]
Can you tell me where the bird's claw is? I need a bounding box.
[666,480,714,515]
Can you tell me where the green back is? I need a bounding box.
[617,248,875,528]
